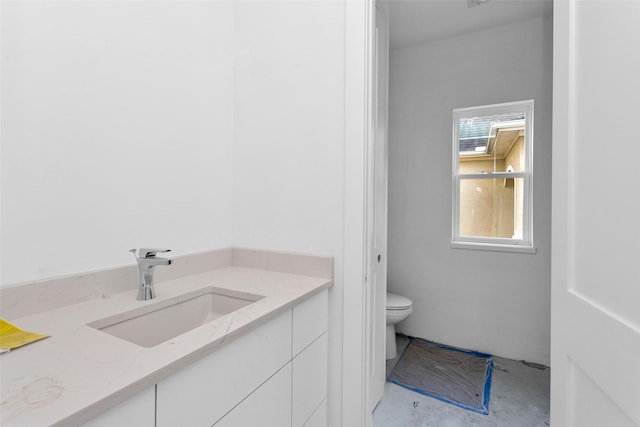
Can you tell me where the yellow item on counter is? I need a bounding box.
[0,318,48,351]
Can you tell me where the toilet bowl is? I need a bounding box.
[386,293,413,359]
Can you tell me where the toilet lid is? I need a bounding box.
[386,293,412,310]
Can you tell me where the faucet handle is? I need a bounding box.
[139,248,171,258]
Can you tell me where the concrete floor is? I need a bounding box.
[373,335,550,427]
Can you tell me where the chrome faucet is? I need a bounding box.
[129,248,172,301]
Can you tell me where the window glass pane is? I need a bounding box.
[459,178,524,239]
[453,100,533,249]
[458,112,525,173]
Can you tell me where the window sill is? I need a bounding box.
[450,241,537,254]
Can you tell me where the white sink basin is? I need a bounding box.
[89,287,263,347]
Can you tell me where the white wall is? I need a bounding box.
[233,2,346,425]
[2,2,356,424]
[233,1,344,255]
[388,16,552,365]
[1,1,235,284]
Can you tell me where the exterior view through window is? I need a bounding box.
[452,100,534,253]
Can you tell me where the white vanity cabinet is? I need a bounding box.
[80,387,155,427]
[291,291,328,427]
[156,310,292,427]
[157,289,328,427]
[81,290,328,427]
[1,247,333,427]
[303,399,328,427]
[214,363,292,427]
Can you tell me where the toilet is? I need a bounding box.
[386,292,413,359]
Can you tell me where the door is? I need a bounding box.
[552,1,640,426]
[366,0,389,414]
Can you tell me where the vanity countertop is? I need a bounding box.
[0,251,333,426]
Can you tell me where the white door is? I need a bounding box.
[366,1,389,414]
[552,1,640,426]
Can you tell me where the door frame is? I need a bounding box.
[343,0,376,426]
[550,0,570,422]
[365,0,389,414]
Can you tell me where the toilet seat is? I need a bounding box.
[386,293,412,310]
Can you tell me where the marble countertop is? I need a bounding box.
[0,264,332,426]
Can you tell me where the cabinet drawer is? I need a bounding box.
[292,332,328,427]
[81,387,155,427]
[214,363,292,427]
[303,398,327,427]
[156,310,292,427]
[292,290,328,357]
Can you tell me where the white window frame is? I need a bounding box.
[451,100,535,253]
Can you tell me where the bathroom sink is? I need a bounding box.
[88,287,263,347]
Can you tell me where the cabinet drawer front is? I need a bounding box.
[157,310,292,427]
[292,290,328,357]
[292,332,328,427]
[81,387,155,427]
[303,398,327,427]
[214,363,292,427]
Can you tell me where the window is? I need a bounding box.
[452,100,535,253]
